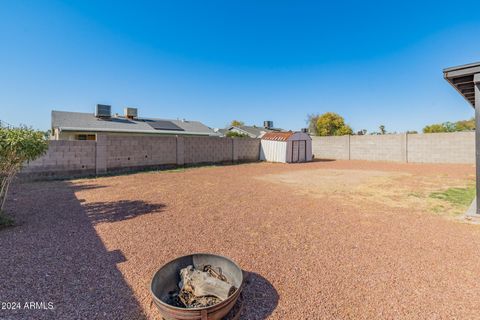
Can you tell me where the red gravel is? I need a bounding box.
[1,160,480,319]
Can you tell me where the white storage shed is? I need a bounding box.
[260,132,313,163]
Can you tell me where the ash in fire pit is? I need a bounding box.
[151,253,243,320]
[169,264,237,308]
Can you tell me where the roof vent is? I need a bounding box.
[95,104,111,118]
[264,121,273,129]
[124,107,138,119]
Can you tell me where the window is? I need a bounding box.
[76,134,96,141]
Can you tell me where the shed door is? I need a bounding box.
[298,140,306,162]
[292,141,299,162]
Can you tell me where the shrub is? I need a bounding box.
[0,126,48,222]
[226,131,249,138]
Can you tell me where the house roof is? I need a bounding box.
[215,128,229,135]
[443,62,480,107]
[262,132,294,141]
[234,125,271,137]
[52,111,218,136]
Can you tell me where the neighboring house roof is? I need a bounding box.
[228,125,275,138]
[52,111,218,136]
[215,128,229,135]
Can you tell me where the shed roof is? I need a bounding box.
[52,111,218,136]
[443,62,480,107]
[262,132,294,141]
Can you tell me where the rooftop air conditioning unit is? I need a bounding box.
[124,107,138,119]
[95,104,111,118]
[264,120,273,129]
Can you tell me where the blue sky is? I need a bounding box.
[1,1,479,133]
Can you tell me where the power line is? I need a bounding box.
[0,120,14,128]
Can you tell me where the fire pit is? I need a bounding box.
[151,253,244,320]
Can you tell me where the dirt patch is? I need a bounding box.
[258,169,401,192]
[259,167,475,216]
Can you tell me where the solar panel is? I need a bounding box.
[147,120,184,131]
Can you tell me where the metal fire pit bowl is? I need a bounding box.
[151,253,244,320]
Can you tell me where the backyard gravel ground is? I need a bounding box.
[1,160,480,319]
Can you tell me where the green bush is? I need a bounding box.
[226,131,249,138]
[0,126,48,223]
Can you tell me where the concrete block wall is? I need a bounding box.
[96,134,107,174]
[106,135,177,170]
[234,138,261,161]
[184,136,233,164]
[407,132,474,164]
[312,132,474,164]
[22,140,96,178]
[21,136,260,180]
[350,134,407,162]
[311,136,350,160]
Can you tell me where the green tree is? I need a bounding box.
[455,118,475,131]
[423,118,475,133]
[443,122,456,132]
[0,126,48,222]
[306,114,320,135]
[423,122,456,133]
[315,112,353,136]
[230,120,245,127]
[423,124,448,133]
[379,125,386,135]
[226,131,249,138]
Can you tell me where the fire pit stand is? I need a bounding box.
[151,253,244,320]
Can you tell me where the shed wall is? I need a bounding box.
[260,140,288,163]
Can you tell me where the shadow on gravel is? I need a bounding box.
[70,183,109,191]
[240,271,279,320]
[0,180,148,319]
[83,200,166,224]
[311,158,336,163]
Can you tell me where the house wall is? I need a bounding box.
[312,131,474,164]
[21,135,261,180]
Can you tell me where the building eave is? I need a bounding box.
[57,127,219,136]
[443,62,480,108]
